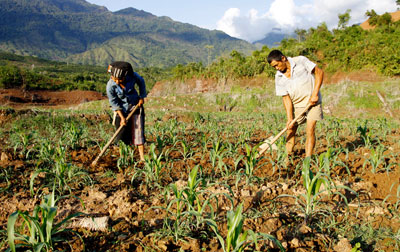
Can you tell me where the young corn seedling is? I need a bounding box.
[159,183,189,242]
[217,158,231,178]
[207,203,284,252]
[200,133,209,153]
[301,157,328,222]
[279,157,355,224]
[357,121,373,147]
[7,190,83,252]
[117,141,135,170]
[317,148,339,177]
[363,145,386,173]
[63,122,85,150]
[31,145,91,195]
[133,143,165,187]
[182,165,216,228]
[37,140,58,164]
[268,137,287,172]
[0,166,12,193]
[156,135,164,153]
[177,139,194,160]
[241,143,260,184]
[10,129,35,159]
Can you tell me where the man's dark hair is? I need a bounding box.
[267,50,286,64]
[108,61,133,79]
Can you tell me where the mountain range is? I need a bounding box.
[0,0,257,67]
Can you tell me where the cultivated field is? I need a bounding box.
[0,80,400,251]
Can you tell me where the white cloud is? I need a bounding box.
[268,0,297,27]
[217,0,398,42]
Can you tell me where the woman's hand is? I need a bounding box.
[138,98,144,106]
[117,110,126,126]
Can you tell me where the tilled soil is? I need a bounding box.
[0,89,106,108]
[0,108,399,251]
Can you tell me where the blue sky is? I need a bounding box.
[87,0,398,42]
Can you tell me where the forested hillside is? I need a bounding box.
[0,51,169,93]
[1,11,399,94]
[0,0,256,67]
[171,11,400,80]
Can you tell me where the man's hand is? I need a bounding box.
[138,98,144,106]
[286,118,295,130]
[309,94,319,105]
[310,65,323,105]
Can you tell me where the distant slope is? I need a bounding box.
[360,10,400,30]
[253,29,294,47]
[0,0,256,67]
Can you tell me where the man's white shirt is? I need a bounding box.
[275,56,322,108]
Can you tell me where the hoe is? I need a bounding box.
[91,104,140,166]
[257,104,312,157]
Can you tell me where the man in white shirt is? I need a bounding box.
[267,50,324,159]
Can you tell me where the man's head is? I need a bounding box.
[107,61,133,84]
[267,50,289,73]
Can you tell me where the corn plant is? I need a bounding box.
[317,148,340,177]
[279,157,355,223]
[37,140,57,164]
[133,143,165,187]
[7,191,83,252]
[10,128,35,159]
[200,133,209,153]
[363,145,386,173]
[268,137,287,172]
[184,166,219,227]
[209,139,227,171]
[357,121,373,147]
[177,139,194,160]
[158,167,234,241]
[117,141,135,170]
[301,157,328,221]
[63,122,85,150]
[207,203,284,252]
[0,166,12,193]
[160,183,189,242]
[183,165,203,209]
[31,145,91,195]
[217,158,232,178]
[155,135,164,153]
[241,144,260,184]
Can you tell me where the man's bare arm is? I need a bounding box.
[310,66,324,105]
[282,95,295,129]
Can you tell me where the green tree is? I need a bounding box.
[295,28,307,42]
[0,65,22,88]
[338,9,351,29]
[366,9,378,26]
[376,13,392,27]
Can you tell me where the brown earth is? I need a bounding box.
[0,109,399,251]
[0,89,106,108]
[325,70,386,84]
[0,73,399,251]
[360,10,400,30]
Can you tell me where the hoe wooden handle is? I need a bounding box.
[91,104,141,166]
[258,104,312,156]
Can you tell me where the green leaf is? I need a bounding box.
[7,212,19,252]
